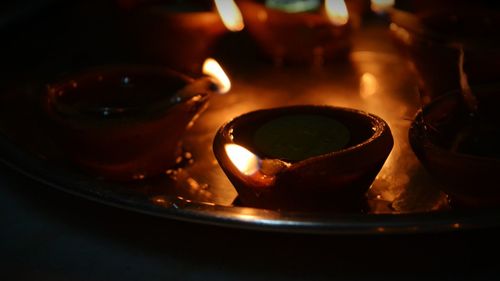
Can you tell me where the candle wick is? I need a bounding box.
[260,158,291,176]
[175,78,213,102]
[206,76,222,93]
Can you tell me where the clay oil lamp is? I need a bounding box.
[118,0,244,74]
[213,105,393,211]
[409,85,500,208]
[388,6,500,104]
[237,0,353,65]
[43,59,231,181]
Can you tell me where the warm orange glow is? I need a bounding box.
[371,0,395,13]
[225,144,260,176]
[325,0,349,26]
[214,0,244,32]
[457,45,478,113]
[389,23,411,45]
[360,72,378,99]
[202,58,231,94]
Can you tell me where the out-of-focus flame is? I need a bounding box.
[214,0,244,32]
[371,0,395,13]
[202,58,231,94]
[225,144,260,176]
[389,23,411,45]
[360,72,378,99]
[325,0,349,26]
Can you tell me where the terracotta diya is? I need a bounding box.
[43,60,230,181]
[213,105,394,211]
[238,0,352,65]
[409,85,500,208]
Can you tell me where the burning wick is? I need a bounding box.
[225,144,260,176]
[214,0,245,32]
[175,58,230,101]
[203,58,231,94]
[225,144,290,178]
[325,0,349,26]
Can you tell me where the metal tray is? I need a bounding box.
[1,4,499,234]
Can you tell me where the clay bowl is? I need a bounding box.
[409,86,500,208]
[43,65,214,181]
[238,0,352,65]
[213,105,394,211]
[389,8,500,104]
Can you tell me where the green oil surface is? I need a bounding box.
[253,114,350,162]
[265,0,321,13]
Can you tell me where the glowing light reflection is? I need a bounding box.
[225,144,260,175]
[325,0,349,26]
[214,0,245,32]
[202,58,231,94]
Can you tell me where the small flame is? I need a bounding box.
[202,58,231,94]
[389,23,411,45]
[370,0,395,13]
[360,72,378,99]
[214,0,245,32]
[225,144,260,176]
[325,0,349,26]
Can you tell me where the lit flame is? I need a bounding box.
[325,0,349,26]
[202,58,231,94]
[389,23,411,45]
[214,0,244,32]
[225,144,260,176]
[370,0,395,13]
[360,72,378,99]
